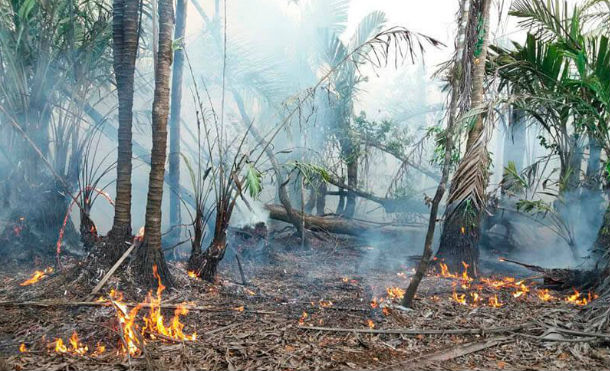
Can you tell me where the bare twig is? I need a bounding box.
[298,323,532,335]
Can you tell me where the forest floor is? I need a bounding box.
[1,233,609,370]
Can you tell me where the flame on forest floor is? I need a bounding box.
[488,295,502,308]
[386,287,405,300]
[51,332,90,356]
[187,271,198,279]
[318,300,333,308]
[23,265,197,358]
[20,267,53,286]
[19,343,27,353]
[104,266,197,356]
[565,289,598,306]
[367,319,375,329]
[437,261,598,308]
[298,311,308,326]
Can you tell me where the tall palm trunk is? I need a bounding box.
[135,0,175,288]
[108,0,140,251]
[168,0,187,241]
[435,0,492,277]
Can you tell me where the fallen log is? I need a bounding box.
[265,204,423,238]
[499,257,600,289]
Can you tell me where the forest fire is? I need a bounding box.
[25,265,199,357]
[386,287,405,300]
[5,0,610,369]
[565,289,598,306]
[298,312,308,326]
[439,262,598,307]
[20,267,53,286]
[52,332,89,355]
[134,227,145,242]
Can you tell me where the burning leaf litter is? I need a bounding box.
[435,262,599,308]
[20,267,54,286]
[18,265,196,357]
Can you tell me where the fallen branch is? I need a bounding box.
[88,243,137,299]
[421,336,512,362]
[266,204,422,237]
[0,300,276,315]
[298,323,531,335]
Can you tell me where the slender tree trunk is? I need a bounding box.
[135,0,175,289]
[402,0,469,307]
[345,157,358,218]
[435,0,492,277]
[315,182,327,216]
[108,0,140,250]
[168,0,187,241]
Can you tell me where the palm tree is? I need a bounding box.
[168,0,188,242]
[435,0,493,277]
[490,0,610,264]
[324,11,387,218]
[0,0,112,258]
[134,0,175,288]
[107,0,141,257]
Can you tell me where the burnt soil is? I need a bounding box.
[1,234,609,370]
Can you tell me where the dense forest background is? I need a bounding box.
[1,0,610,369]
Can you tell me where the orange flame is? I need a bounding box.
[367,319,375,329]
[298,311,308,326]
[370,297,378,309]
[187,271,198,278]
[134,227,145,242]
[386,287,405,300]
[19,343,27,353]
[141,265,197,342]
[488,295,502,308]
[452,291,466,305]
[512,281,530,298]
[20,267,53,286]
[537,289,555,302]
[564,289,598,306]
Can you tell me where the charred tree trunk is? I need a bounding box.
[167,0,187,242]
[304,185,316,214]
[187,208,205,272]
[107,0,141,256]
[135,0,175,289]
[435,0,492,277]
[315,182,327,216]
[345,157,358,218]
[192,200,230,282]
[336,186,346,214]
